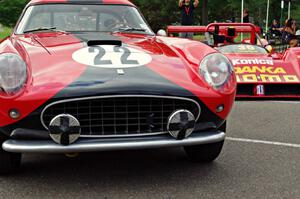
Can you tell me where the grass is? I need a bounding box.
[0,26,12,40]
[193,34,206,41]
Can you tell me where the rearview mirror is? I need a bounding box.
[157,29,167,37]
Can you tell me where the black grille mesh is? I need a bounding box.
[42,97,200,137]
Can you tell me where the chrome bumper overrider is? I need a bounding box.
[2,131,225,154]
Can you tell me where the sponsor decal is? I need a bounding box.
[72,45,152,68]
[235,66,299,83]
[235,66,286,74]
[232,58,274,66]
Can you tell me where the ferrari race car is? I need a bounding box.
[0,0,236,173]
[168,23,300,99]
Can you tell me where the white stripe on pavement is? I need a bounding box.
[226,137,300,148]
[270,101,300,104]
[236,101,300,105]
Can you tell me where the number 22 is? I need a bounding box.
[88,46,139,65]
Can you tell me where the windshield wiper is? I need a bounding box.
[114,27,146,33]
[23,27,66,34]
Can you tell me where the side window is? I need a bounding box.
[26,13,51,30]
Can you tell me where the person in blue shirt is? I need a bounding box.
[270,19,281,37]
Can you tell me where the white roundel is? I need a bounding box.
[72,45,152,68]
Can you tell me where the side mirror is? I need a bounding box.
[157,29,167,37]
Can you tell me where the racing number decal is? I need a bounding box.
[235,45,259,53]
[237,45,255,51]
[89,46,112,65]
[72,45,152,68]
[88,46,140,66]
[113,46,139,65]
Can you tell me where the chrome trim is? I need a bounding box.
[49,114,81,144]
[79,131,168,138]
[40,95,201,138]
[2,131,224,154]
[167,109,195,139]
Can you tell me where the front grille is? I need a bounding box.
[237,84,300,96]
[42,96,200,137]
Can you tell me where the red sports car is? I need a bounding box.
[0,0,236,174]
[168,23,300,99]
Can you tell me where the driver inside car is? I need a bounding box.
[104,18,129,31]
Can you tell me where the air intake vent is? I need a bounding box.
[42,96,200,137]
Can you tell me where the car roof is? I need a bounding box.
[28,0,135,6]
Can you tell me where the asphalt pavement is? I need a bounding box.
[0,101,299,199]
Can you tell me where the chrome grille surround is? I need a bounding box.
[41,95,201,138]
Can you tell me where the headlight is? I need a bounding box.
[0,53,27,96]
[199,53,233,88]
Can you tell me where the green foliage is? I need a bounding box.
[291,4,300,21]
[208,0,299,25]
[134,0,299,32]
[0,0,298,33]
[0,0,29,27]
[0,26,12,39]
[132,0,182,31]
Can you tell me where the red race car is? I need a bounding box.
[168,23,300,99]
[0,0,236,173]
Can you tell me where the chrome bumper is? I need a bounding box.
[2,131,225,154]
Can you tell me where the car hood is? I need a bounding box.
[0,32,235,127]
[225,53,300,84]
[12,32,218,99]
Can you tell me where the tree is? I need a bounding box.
[0,0,298,30]
[0,0,28,26]
[132,0,182,32]
[202,0,208,25]
[132,0,299,32]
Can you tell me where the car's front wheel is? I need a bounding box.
[184,122,226,163]
[184,140,224,163]
[0,139,21,174]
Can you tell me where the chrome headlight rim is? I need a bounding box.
[0,53,28,98]
[199,52,233,89]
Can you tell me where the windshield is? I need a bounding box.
[16,4,153,35]
[217,44,268,55]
